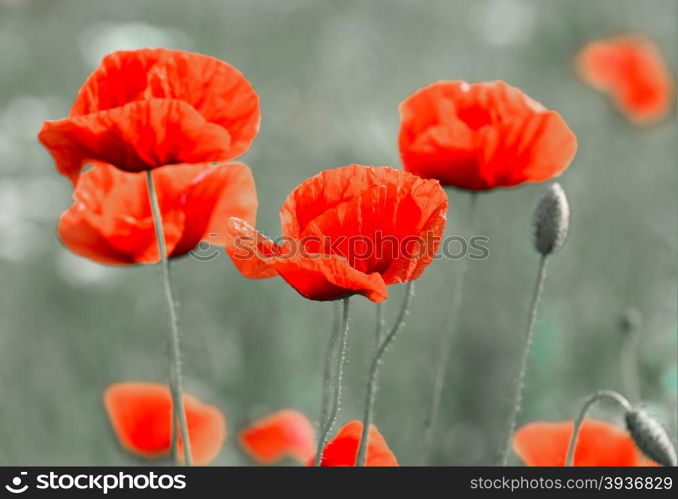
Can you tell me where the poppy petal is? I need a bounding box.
[273,251,389,303]
[225,217,388,302]
[40,99,235,183]
[71,48,260,155]
[577,36,674,123]
[513,419,653,466]
[294,166,447,283]
[103,382,227,465]
[399,80,576,190]
[309,421,398,466]
[57,208,132,265]
[58,163,185,264]
[225,217,281,279]
[177,396,227,466]
[239,410,316,464]
[59,162,250,265]
[171,162,258,256]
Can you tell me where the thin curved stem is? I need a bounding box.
[314,297,351,466]
[420,192,478,464]
[621,329,641,405]
[356,281,414,466]
[499,254,549,466]
[375,302,386,345]
[146,171,192,466]
[566,390,631,466]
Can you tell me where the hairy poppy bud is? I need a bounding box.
[625,407,677,466]
[532,183,569,256]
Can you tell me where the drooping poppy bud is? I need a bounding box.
[532,183,569,256]
[625,407,677,467]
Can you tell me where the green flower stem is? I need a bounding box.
[356,281,414,466]
[621,329,641,405]
[314,297,351,466]
[420,192,478,464]
[499,254,549,466]
[566,390,631,466]
[375,302,386,345]
[146,171,192,466]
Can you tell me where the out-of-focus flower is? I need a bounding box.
[513,419,656,466]
[39,48,260,183]
[58,161,256,265]
[225,164,447,303]
[577,36,674,124]
[308,421,398,466]
[239,410,316,464]
[398,80,577,190]
[103,382,227,465]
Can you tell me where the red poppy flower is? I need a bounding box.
[103,382,227,465]
[513,419,656,466]
[577,36,674,124]
[225,164,447,303]
[39,48,260,183]
[58,161,257,265]
[398,80,577,190]
[308,421,398,466]
[239,410,316,464]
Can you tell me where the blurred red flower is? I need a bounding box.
[309,421,398,466]
[103,382,227,465]
[239,410,316,465]
[59,161,257,265]
[39,48,260,183]
[577,35,674,124]
[225,164,447,302]
[513,419,656,466]
[398,80,577,190]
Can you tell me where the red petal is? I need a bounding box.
[40,99,235,183]
[225,217,388,302]
[171,162,258,256]
[513,419,653,466]
[291,165,447,283]
[274,251,388,302]
[59,162,250,265]
[239,410,316,464]
[58,163,184,264]
[399,80,576,190]
[103,382,227,465]
[71,49,259,156]
[577,36,674,123]
[309,421,398,466]
[225,217,281,279]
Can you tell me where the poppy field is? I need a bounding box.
[0,0,676,467]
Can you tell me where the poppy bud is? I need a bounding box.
[532,183,569,256]
[625,407,677,466]
[620,307,642,334]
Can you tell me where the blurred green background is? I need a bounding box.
[0,0,676,466]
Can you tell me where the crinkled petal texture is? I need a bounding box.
[59,161,256,265]
[103,382,227,465]
[399,80,577,190]
[39,48,260,182]
[225,165,447,302]
[239,410,316,464]
[513,419,656,466]
[577,36,674,124]
[309,421,398,467]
